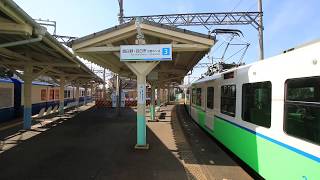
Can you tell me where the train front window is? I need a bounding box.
[285,76,320,145]
[221,85,236,117]
[207,87,214,109]
[242,82,271,128]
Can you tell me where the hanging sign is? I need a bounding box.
[137,84,146,104]
[120,44,172,61]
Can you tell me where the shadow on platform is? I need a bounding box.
[0,107,191,180]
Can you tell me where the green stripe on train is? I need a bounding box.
[198,110,206,127]
[193,108,320,180]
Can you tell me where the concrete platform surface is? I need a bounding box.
[0,103,253,180]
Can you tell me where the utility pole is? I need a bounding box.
[103,68,106,98]
[117,0,124,115]
[118,0,124,24]
[258,0,264,60]
[116,74,121,116]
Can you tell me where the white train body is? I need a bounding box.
[186,40,320,179]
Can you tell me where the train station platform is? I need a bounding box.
[0,103,253,180]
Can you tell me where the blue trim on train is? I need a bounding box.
[31,101,59,115]
[0,78,58,86]
[214,115,320,163]
[0,78,14,83]
[1,77,93,124]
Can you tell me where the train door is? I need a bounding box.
[11,78,22,118]
[205,85,215,130]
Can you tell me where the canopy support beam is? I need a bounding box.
[125,62,159,149]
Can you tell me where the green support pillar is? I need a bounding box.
[23,65,33,129]
[167,88,170,104]
[90,83,94,102]
[125,62,159,149]
[75,82,80,108]
[137,75,147,146]
[59,77,65,115]
[84,84,88,105]
[150,82,156,121]
[156,85,161,112]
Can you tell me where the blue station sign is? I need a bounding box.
[120,44,172,61]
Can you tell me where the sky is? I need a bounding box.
[14,0,320,83]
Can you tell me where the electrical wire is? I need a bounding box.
[247,1,258,12]
[231,0,244,12]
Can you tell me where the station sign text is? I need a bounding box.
[120,44,172,61]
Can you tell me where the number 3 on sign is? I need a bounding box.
[162,48,170,55]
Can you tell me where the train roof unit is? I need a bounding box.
[193,39,320,85]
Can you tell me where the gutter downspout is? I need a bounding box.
[0,35,43,48]
[0,0,46,48]
[0,18,46,48]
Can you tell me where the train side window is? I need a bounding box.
[49,89,54,100]
[55,90,59,99]
[41,89,47,101]
[0,87,13,108]
[196,88,202,106]
[186,89,190,102]
[207,87,214,109]
[221,85,236,117]
[284,76,320,145]
[64,90,68,98]
[242,82,271,128]
[192,88,196,105]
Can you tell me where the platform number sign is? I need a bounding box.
[162,48,170,56]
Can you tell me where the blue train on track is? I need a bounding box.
[0,77,92,123]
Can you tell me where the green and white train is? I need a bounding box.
[185,40,320,179]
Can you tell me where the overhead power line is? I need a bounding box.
[122,12,262,30]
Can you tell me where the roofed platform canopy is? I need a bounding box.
[70,18,215,149]
[0,0,101,83]
[0,0,102,130]
[70,20,215,85]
